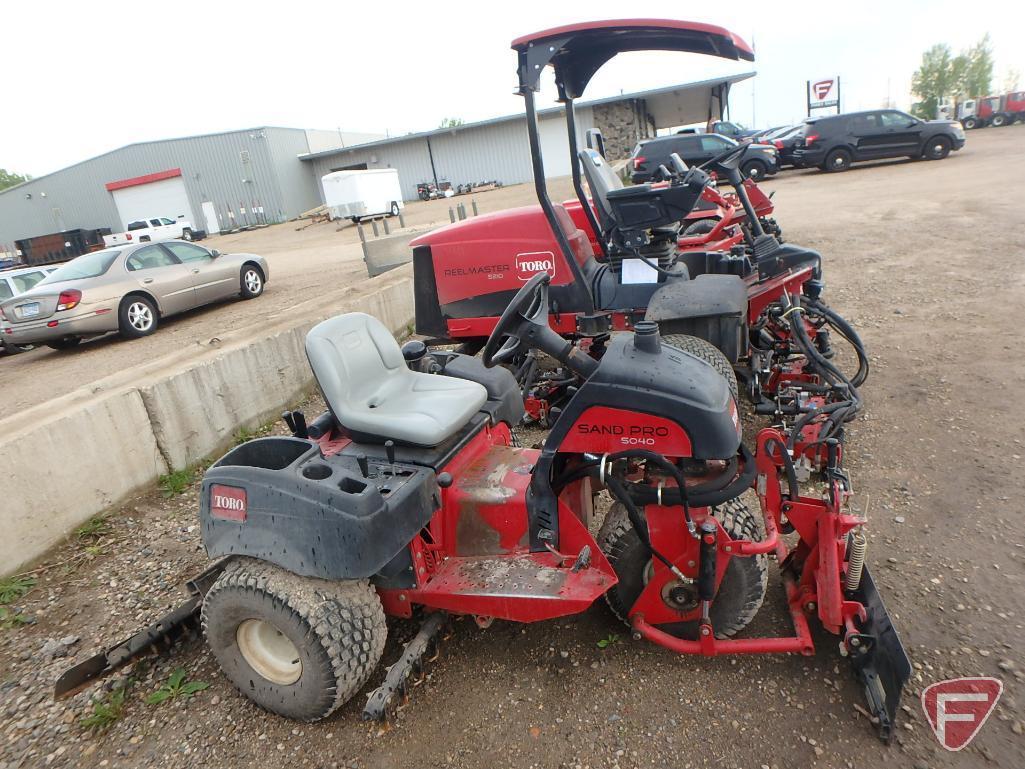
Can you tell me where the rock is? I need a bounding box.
[894,516,906,524]
[39,639,67,660]
[59,635,79,647]
[997,659,1015,671]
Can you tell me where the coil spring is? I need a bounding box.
[845,529,867,592]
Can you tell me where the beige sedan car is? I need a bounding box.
[0,240,268,350]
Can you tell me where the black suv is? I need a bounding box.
[631,134,779,183]
[791,110,966,172]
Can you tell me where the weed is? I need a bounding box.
[76,514,111,540]
[159,468,195,498]
[145,667,209,705]
[81,685,129,731]
[596,633,621,649]
[0,606,32,629]
[0,575,36,604]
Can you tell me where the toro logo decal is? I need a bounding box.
[812,79,834,100]
[515,251,556,282]
[210,484,247,522]
[922,677,1003,751]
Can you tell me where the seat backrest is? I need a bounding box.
[578,148,624,235]
[305,312,405,423]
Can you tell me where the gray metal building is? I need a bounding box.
[302,75,754,203]
[0,127,373,252]
[0,75,751,253]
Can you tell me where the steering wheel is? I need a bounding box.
[699,143,747,172]
[481,272,550,368]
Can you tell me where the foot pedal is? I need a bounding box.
[363,612,449,722]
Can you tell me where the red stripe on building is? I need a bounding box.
[105,168,182,192]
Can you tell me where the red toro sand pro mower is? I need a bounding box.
[56,19,909,742]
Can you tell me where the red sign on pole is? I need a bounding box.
[922,677,1002,751]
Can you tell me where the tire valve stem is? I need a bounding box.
[845,529,867,593]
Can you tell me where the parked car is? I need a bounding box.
[791,110,966,172]
[0,265,57,354]
[763,125,803,168]
[103,217,197,247]
[631,133,779,183]
[0,241,268,350]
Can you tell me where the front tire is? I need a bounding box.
[962,117,978,130]
[924,136,952,160]
[661,333,739,401]
[201,558,386,722]
[181,228,194,242]
[119,295,159,339]
[991,114,1007,127]
[240,264,264,299]
[682,218,718,238]
[598,498,767,638]
[824,148,852,172]
[389,202,400,217]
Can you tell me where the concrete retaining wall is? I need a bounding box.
[0,266,415,576]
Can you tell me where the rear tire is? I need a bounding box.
[991,114,1007,127]
[681,218,718,237]
[201,558,386,722]
[661,333,738,401]
[824,148,852,172]
[598,498,767,638]
[389,202,400,217]
[240,264,264,299]
[924,136,952,160]
[118,295,158,339]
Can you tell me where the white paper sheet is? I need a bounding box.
[620,258,659,285]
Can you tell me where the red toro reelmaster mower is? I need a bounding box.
[56,19,909,742]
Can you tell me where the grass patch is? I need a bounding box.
[145,667,209,705]
[76,514,112,540]
[0,606,33,630]
[81,684,130,731]
[0,574,36,604]
[159,468,196,498]
[233,425,260,445]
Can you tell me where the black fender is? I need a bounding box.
[199,437,437,582]
[644,274,747,362]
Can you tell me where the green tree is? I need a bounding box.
[0,168,30,191]
[438,117,465,128]
[911,44,958,118]
[958,34,994,98]
[1004,68,1022,93]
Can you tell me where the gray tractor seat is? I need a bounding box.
[306,313,487,447]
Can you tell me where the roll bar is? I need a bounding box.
[511,19,755,307]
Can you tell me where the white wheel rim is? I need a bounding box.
[236,618,302,685]
[128,302,153,331]
[245,270,262,293]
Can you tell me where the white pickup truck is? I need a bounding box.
[103,217,196,247]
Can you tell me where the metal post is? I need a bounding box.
[565,98,606,258]
[449,207,456,223]
[457,203,466,220]
[426,137,439,188]
[356,222,366,243]
[398,211,406,228]
[471,199,478,217]
[806,80,811,118]
[382,217,390,235]
[371,219,379,237]
[522,89,593,312]
[836,76,842,114]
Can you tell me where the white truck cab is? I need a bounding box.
[103,217,195,247]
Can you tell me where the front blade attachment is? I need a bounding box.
[847,564,912,742]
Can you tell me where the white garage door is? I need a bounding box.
[111,176,193,230]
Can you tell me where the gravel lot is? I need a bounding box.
[2,127,1025,769]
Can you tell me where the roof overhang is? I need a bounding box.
[512,19,754,98]
[105,168,182,192]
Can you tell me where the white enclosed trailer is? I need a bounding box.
[321,169,404,222]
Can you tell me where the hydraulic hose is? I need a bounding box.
[805,298,869,388]
[610,444,757,509]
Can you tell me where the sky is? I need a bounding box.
[3,0,1024,177]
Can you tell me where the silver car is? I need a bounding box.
[0,241,268,350]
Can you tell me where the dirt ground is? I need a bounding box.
[0,180,576,421]
[2,127,1025,769]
